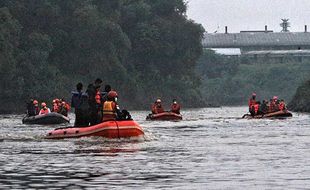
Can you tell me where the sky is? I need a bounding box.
[187,0,310,33]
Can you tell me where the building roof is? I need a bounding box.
[210,48,241,56]
[203,32,310,48]
[244,49,310,56]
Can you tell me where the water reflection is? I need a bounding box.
[0,107,310,189]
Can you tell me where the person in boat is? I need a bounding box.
[51,99,60,113]
[278,99,287,111]
[102,90,121,121]
[33,100,40,115]
[151,99,164,114]
[101,84,111,103]
[260,100,269,114]
[39,102,51,115]
[248,93,257,116]
[170,99,181,114]
[253,101,261,116]
[78,92,90,127]
[26,99,36,116]
[269,96,279,113]
[59,100,70,116]
[71,82,84,126]
[87,78,103,125]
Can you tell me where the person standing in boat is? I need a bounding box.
[87,78,103,125]
[39,102,51,115]
[248,93,257,116]
[151,99,164,114]
[170,99,181,114]
[26,99,36,116]
[102,90,121,121]
[71,82,84,126]
[33,100,40,115]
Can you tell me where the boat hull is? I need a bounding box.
[242,110,293,119]
[146,112,182,121]
[22,112,70,125]
[45,120,144,139]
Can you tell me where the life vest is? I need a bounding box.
[39,108,50,115]
[156,105,164,114]
[279,102,285,111]
[248,99,256,108]
[171,104,181,114]
[52,103,59,113]
[35,106,40,115]
[95,91,101,104]
[103,101,116,115]
[269,101,275,113]
[102,101,116,121]
[151,104,157,114]
[254,104,259,114]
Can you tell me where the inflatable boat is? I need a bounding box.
[146,112,182,121]
[242,110,293,119]
[22,112,70,125]
[45,120,144,139]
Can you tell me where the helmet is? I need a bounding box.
[52,99,56,103]
[252,93,256,97]
[273,96,278,100]
[41,102,47,107]
[33,100,38,105]
[156,99,161,103]
[108,91,118,99]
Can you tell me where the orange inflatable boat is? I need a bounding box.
[146,112,182,121]
[45,120,144,139]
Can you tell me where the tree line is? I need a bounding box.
[0,0,205,113]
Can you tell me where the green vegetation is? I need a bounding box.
[0,0,205,113]
[289,80,310,112]
[196,50,310,106]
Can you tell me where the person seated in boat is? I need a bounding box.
[260,100,269,114]
[170,99,181,114]
[278,99,287,111]
[248,93,257,116]
[151,99,164,114]
[102,90,121,122]
[33,100,40,115]
[59,100,70,117]
[51,99,60,113]
[39,102,51,115]
[26,99,36,116]
[269,96,279,113]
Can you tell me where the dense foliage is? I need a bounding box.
[289,79,310,112]
[196,50,310,106]
[0,0,205,113]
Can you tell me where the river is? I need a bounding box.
[0,107,310,189]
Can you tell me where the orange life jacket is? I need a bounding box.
[39,108,50,115]
[171,104,181,114]
[95,91,101,104]
[254,104,259,114]
[248,99,256,108]
[53,103,59,112]
[279,102,285,111]
[102,101,116,121]
[269,101,276,112]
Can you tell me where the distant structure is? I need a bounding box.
[280,19,290,32]
[203,23,310,62]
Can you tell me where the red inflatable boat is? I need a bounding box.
[146,112,182,121]
[242,110,293,119]
[45,120,144,139]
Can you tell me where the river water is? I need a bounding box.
[0,107,310,189]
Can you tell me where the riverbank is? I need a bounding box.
[289,80,310,113]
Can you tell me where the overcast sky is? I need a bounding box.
[187,0,310,33]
